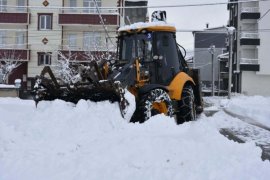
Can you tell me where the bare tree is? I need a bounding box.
[0,50,23,84]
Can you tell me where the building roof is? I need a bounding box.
[192,26,228,35]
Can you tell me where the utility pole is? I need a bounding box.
[208,45,215,96]
[227,27,235,99]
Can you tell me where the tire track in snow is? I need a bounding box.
[220,109,270,161]
[223,109,270,132]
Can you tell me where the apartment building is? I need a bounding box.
[228,0,270,96]
[0,0,120,92]
[0,0,149,92]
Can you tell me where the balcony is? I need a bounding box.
[240,32,260,45]
[0,45,30,61]
[240,58,260,71]
[58,45,115,62]
[0,6,29,24]
[241,7,260,20]
[58,8,119,26]
[240,58,259,64]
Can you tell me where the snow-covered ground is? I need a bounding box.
[0,95,270,180]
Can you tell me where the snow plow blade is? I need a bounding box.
[32,66,129,118]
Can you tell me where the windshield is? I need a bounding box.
[120,33,152,62]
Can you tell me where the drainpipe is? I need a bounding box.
[227,26,235,99]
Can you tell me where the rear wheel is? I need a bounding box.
[176,85,196,124]
[130,89,173,123]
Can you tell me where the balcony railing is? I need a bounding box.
[240,7,260,19]
[59,45,110,52]
[241,7,259,13]
[59,7,118,15]
[240,58,259,64]
[0,6,29,24]
[0,6,28,13]
[0,48,30,61]
[0,44,28,50]
[240,32,259,39]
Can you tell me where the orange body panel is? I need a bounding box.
[167,72,195,100]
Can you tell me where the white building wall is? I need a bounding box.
[258,0,270,75]
[238,1,270,96]
[242,71,270,96]
[28,0,62,77]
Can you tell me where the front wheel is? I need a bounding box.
[130,89,173,123]
[175,85,196,124]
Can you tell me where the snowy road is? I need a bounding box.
[1,95,270,180]
[218,113,270,161]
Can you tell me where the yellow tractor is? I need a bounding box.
[33,12,203,124]
[116,22,203,124]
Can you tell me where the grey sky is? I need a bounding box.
[148,0,229,52]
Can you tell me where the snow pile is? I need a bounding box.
[0,84,16,88]
[123,90,136,120]
[0,97,270,180]
[225,95,270,129]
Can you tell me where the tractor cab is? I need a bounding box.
[117,23,187,86]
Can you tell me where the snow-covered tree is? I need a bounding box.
[53,50,81,84]
[0,50,23,84]
[52,38,116,85]
[82,32,117,62]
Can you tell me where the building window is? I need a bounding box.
[83,0,101,13]
[70,0,77,6]
[16,32,25,49]
[38,52,52,65]
[17,0,25,12]
[0,31,6,48]
[68,34,77,49]
[38,14,53,30]
[124,1,147,24]
[83,32,102,49]
[0,0,7,12]
[70,0,77,12]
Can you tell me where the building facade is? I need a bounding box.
[0,0,119,91]
[0,0,148,93]
[228,0,270,96]
[193,27,228,94]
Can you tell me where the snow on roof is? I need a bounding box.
[217,52,229,59]
[118,21,175,32]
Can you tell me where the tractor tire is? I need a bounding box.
[175,85,196,124]
[130,89,173,123]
